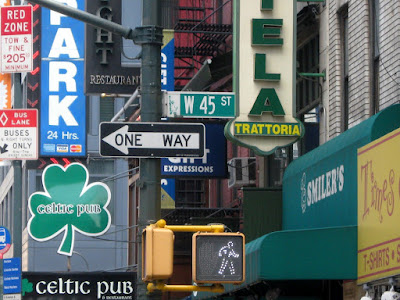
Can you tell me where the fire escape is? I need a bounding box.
[159,0,239,255]
[173,0,233,91]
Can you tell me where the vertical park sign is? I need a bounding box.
[0,5,33,73]
[40,0,86,157]
[225,0,304,155]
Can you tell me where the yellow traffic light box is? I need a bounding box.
[142,224,174,282]
[192,232,245,284]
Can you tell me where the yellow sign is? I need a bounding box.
[357,128,400,284]
[234,122,301,136]
[0,73,11,109]
[162,29,174,47]
[161,188,175,209]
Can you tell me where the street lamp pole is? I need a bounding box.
[137,0,163,298]
[136,0,163,299]
[22,1,163,299]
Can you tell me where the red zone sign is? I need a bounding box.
[0,109,38,160]
[0,5,33,73]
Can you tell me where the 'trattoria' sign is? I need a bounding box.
[85,0,140,95]
[225,0,304,155]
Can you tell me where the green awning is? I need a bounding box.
[195,226,357,299]
[283,104,400,230]
[245,226,357,281]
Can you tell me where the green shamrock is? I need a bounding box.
[28,163,111,256]
[22,278,33,296]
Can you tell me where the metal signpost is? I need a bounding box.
[163,91,235,118]
[0,2,33,270]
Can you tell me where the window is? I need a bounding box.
[296,35,320,157]
[1,189,11,229]
[175,179,205,207]
[297,35,320,114]
[161,0,178,29]
[0,202,3,225]
[88,96,115,136]
[339,6,349,131]
[100,97,115,122]
[370,0,380,114]
[338,6,349,131]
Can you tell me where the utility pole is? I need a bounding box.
[18,1,163,299]
[137,0,163,299]
[12,72,22,259]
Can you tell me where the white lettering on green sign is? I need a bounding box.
[28,163,111,256]
[37,202,74,214]
[37,203,102,217]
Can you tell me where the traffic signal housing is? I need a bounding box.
[142,224,174,282]
[192,232,245,284]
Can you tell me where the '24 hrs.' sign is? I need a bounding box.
[0,5,33,73]
[40,1,86,157]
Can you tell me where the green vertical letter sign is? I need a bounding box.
[261,0,273,10]
[254,53,281,81]
[249,88,285,116]
[252,19,283,46]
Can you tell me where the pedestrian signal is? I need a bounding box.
[192,232,245,284]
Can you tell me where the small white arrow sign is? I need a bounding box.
[102,125,201,155]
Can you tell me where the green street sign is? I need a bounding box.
[27,163,111,256]
[163,91,235,118]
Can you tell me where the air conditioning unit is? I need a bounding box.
[228,157,257,188]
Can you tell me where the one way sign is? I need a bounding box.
[99,122,205,158]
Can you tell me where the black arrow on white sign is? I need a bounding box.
[99,122,205,158]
